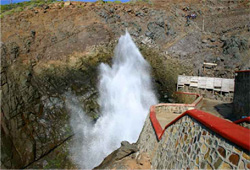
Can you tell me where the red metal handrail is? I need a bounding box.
[235,70,250,73]
[149,108,250,151]
[234,117,250,124]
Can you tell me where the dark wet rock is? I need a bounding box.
[175,11,180,17]
[122,22,129,27]
[147,22,166,40]
[95,141,138,169]
[166,24,175,36]
[135,11,144,17]
[156,17,165,27]
[210,38,216,42]
[222,36,248,56]
[44,5,49,10]
[31,30,36,37]
[98,10,108,19]
[0,43,8,68]
[169,32,202,55]
[183,6,190,11]
[126,8,132,12]
[128,22,142,37]
[220,35,227,42]
[202,39,208,43]
[51,36,57,43]
[9,42,20,60]
[109,7,114,13]
[198,10,202,15]
[233,52,241,58]
[107,15,120,24]
[145,31,154,39]
[1,44,113,168]
[25,38,32,53]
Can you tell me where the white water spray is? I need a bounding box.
[66,31,157,169]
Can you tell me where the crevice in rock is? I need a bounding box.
[22,134,74,169]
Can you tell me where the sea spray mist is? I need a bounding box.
[66,31,158,169]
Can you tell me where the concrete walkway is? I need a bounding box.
[155,98,233,129]
[156,110,181,129]
[200,98,233,119]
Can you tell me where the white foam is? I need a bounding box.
[66,31,158,169]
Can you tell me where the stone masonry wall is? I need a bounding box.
[155,105,194,115]
[178,86,234,102]
[233,71,250,119]
[137,116,159,157]
[238,122,250,129]
[154,94,203,115]
[151,115,250,169]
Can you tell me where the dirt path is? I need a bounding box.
[200,98,233,120]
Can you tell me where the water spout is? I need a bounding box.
[66,31,157,169]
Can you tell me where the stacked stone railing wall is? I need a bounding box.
[155,92,203,115]
[178,86,234,102]
[137,116,159,157]
[151,110,250,169]
[137,93,250,169]
[137,92,203,156]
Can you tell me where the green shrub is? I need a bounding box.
[4,10,14,15]
[97,0,105,4]
[0,0,57,14]
[1,4,12,12]
[28,3,37,9]
[14,6,23,12]
[114,0,122,3]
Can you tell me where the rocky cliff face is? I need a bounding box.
[1,0,249,168]
[1,45,112,168]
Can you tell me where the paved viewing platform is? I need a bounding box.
[155,92,233,129]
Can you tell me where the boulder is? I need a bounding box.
[147,21,166,40]
[64,1,71,6]
[95,141,138,169]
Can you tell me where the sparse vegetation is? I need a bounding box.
[60,2,64,8]
[113,0,122,4]
[99,0,122,4]
[0,0,58,17]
